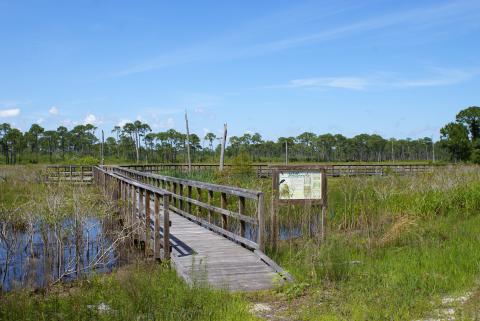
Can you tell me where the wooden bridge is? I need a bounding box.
[45,163,439,184]
[90,166,291,292]
[45,163,438,290]
[46,165,93,183]
[122,163,439,178]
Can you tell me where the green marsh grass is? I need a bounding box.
[3,164,480,320]
[0,263,257,321]
[161,165,480,320]
[0,166,258,321]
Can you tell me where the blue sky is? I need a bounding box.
[0,0,479,141]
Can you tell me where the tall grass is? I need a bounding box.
[0,263,256,321]
[4,165,480,320]
[274,166,480,320]
[160,165,480,319]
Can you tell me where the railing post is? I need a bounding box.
[138,188,144,243]
[145,190,151,256]
[196,187,202,217]
[132,185,137,240]
[154,193,161,260]
[239,196,246,237]
[187,186,192,213]
[208,190,214,223]
[257,193,265,252]
[163,193,170,261]
[221,192,228,230]
[179,184,184,210]
[172,183,177,207]
[271,170,279,251]
[123,182,127,219]
[124,182,130,228]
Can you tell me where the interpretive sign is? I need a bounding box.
[270,165,328,249]
[279,171,323,200]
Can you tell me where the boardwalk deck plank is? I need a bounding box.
[136,194,282,292]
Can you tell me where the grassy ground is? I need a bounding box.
[2,165,480,320]
[0,166,259,321]
[0,263,257,321]
[166,165,480,320]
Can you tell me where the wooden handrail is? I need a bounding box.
[110,166,266,251]
[45,165,94,183]
[92,166,172,261]
[117,166,263,198]
[121,163,441,178]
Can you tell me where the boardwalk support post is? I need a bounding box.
[163,193,170,261]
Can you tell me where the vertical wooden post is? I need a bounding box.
[117,179,122,213]
[163,194,170,261]
[320,169,328,242]
[257,193,265,252]
[132,185,137,237]
[80,166,84,182]
[179,184,184,210]
[196,187,202,217]
[271,169,279,251]
[103,170,106,192]
[219,123,227,171]
[208,190,214,223]
[185,111,192,174]
[125,182,130,228]
[154,193,161,260]
[221,192,228,230]
[239,196,246,237]
[172,183,177,207]
[120,181,124,219]
[138,188,144,241]
[187,186,192,214]
[145,190,151,256]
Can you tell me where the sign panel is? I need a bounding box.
[279,171,322,200]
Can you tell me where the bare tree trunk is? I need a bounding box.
[219,123,227,171]
[185,111,192,173]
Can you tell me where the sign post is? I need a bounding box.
[270,165,328,250]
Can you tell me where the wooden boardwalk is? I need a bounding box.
[163,208,281,291]
[89,166,290,292]
[122,163,440,178]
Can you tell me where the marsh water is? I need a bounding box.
[1,214,303,292]
[0,217,118,291]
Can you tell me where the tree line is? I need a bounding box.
[440,106,480,163]
[3,108,479,165]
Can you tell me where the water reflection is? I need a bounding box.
[0,218,118,291]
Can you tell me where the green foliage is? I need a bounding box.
[440,106,480,163]
[228,151,255,176]
[0,264,256,321]
[456,106,480,141]
[270,166,480,320]
[440,122,471,161]
[470,148,480,164]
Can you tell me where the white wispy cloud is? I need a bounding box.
[276,68,476,91]
[117,119,131,127]
[150,117,175,129]
[110,1,480,76]
[84,113,102,125]
[0,108,20,118]
[392,68,473,88]
[48,106,59,115]
[287,77,368,90]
